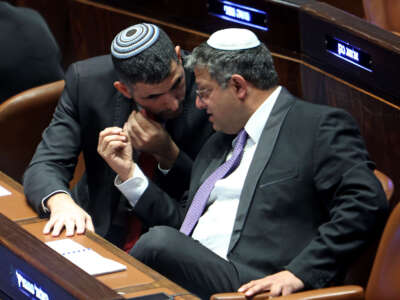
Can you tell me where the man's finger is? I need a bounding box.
[98,128,124,152]
[245,285,264,297]
[75,216,86,235]
[128,111,148,138]
[269,284,283,297]
[85,216,95,232]
[281,285,294,297]
[99,127,123,141]
[43,219,55,234]
[101,135,127,154]
[64,218,76,237]
[136,110,156,129]
[238,281,254,292]
[51,220,65,237]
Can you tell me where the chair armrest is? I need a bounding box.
[211,286,364,300]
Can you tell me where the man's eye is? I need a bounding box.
[171,77,182,90]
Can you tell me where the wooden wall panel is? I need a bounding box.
[273,56,303,98]
[6,0,209,66]
[67,0,209,62]
[6,0,399,207]
[318,0,364,18]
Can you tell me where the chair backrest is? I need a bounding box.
[374,169,395,204]
[365,201,400,300]
[0,80,64,182]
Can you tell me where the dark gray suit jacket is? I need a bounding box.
[23,54,213,237]
[0,2,64,103]
[134,87,388,289]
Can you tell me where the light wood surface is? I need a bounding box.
[21,221,154,290]
[0,171,37,221]
[0,171,198,299]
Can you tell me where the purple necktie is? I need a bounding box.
[180,129,248,235]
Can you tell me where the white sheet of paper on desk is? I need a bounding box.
[45,238,127,276]
[0,185,11,196]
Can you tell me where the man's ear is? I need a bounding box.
[175,45,182,62]
[114,81,132,99]
[230,74,247,100]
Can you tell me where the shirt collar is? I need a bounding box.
[244,86,281,145]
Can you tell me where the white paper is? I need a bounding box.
[0,185,11,197]
[46,238,126,276]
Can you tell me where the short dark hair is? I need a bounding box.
[186,42,279,90]
[112,26,177,85]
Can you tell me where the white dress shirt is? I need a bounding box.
[116,86,282,260]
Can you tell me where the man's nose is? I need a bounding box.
[195,95,207,110]
[162,93,180,111]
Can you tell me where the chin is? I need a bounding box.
[212,124,224,133]
[218,126,239,135]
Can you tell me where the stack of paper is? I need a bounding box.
[46,238,127,276]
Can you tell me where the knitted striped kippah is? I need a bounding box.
[111,23,160,59]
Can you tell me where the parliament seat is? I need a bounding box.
[0,80,64,182]
[373,170,394,203]
[0,80,85,186]
[211,170,395,300]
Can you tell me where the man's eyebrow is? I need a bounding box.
[170,76,182,90]
[146,92,162,99]
[144,76,182,99]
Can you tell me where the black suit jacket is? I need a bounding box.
[0,2,64,102]
[133,88,388,289]
[23,54,213,237]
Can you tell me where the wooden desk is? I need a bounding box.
[0,171,37,222]
[20,219,196,298]
[0,172,198,299]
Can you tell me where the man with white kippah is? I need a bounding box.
[98,27,387,299]
[23,23,213,250]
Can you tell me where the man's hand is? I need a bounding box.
[125,111,179,169]
[98,127,135,182]
[238,270,304,297]
[44,193,94,236]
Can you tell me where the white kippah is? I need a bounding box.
[207,28,260,50]
[111,23,160,59]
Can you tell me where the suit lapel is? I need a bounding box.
[113,91,139,158]
[199,136,232,183]
[113,92,136,128]
[228,88,296,253]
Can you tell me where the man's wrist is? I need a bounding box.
[42,191,70,213]
[119,163,136,182]
[46,192,73,212]
[155,142,179,169]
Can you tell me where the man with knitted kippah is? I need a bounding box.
[23,23,213,249]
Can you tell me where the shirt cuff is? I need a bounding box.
[158,163,171,175]
[115,165,149,208]
[41,190,71,213]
